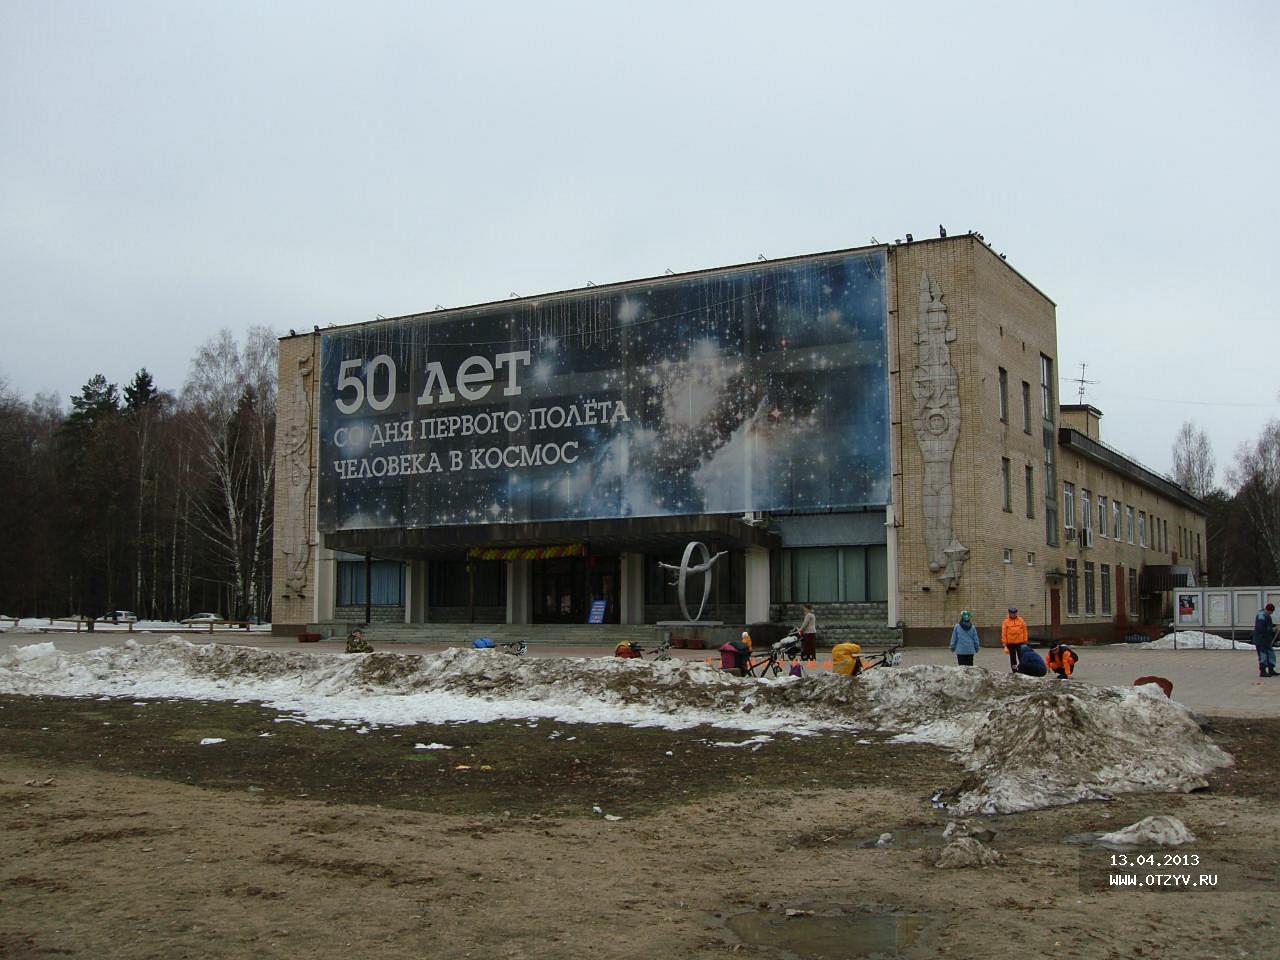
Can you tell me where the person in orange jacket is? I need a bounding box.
[1000,607,1029,674]
[1046,642,1079,679]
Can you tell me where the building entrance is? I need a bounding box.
[531,555,620,624]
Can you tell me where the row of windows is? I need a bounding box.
[337,549,892,610]
[997,367,1035,435]
[999,458,1201,563]
[1064,560,1138,618]
[1061,482,1195,557]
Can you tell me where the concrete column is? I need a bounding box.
[885,505,899,628]
[507,559,530,624]
[313,544,337,625]
[620,553,645,624]
[405,560,428,623]
[744,546,771,625]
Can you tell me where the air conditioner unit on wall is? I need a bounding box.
[1065,527,1077,542]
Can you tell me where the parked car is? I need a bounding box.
[181,612,223,624]
[98,610,138,623]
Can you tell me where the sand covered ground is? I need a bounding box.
[2,641,1277,959]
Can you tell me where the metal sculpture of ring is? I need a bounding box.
[679,541,713,622]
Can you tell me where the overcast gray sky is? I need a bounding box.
[2,0,1276,482]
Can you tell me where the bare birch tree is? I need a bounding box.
[1171,420,1216,498]
[182,328,278,619]
[1228,418,1280,583]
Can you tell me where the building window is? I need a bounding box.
[998,367,1009,422]
[1084,561,1096,615]
[1066,559,1079,615]
[1163,518,1169,554]
[338,559,405,607]
[1025,465,1036,519]
[1003,548,1013,563]
[1101,563,1112,615]
[1021,381,1032,433]
[1001,458,1012,512]
[1081,490,1092,540]
[1098,496,1108,538]
[1114,501,1122,541]
[1027,551,1036,566]
[1063,482,1075,529]
[1138,511,1147,547]
[1128,568,1139,616]
[777,546,888,604]
[1040,354,1054,420]
[1126,506,1134,543]
[1043,431,1058,545]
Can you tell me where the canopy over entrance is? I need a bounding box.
[323,514,779,561]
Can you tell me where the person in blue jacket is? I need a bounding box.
[1014,644,1048,678]
[1253,603,1277,678]
[949,610,980,666]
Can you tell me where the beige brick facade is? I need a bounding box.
[885,236,1205,643]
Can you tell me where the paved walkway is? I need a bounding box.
[7,629,1278,719]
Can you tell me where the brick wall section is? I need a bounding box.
[335,605,405,624]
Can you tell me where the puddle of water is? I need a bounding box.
[725,909,930,959]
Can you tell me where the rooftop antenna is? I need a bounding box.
[1072,362,1099,404]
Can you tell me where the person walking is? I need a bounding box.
[1252,603,1277,678]
[798,603,818,662]
[1001,606,1029,673]
[949,610,980,666]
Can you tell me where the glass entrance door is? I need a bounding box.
[531,555,620,623]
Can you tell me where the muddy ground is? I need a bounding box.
[1,696,1277,960]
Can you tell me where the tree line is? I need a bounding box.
[1172,417,1280,586]
[0,328,277,622]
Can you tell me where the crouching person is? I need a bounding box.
[1046,642,1079,679]
[832,642,864,677]
[1014,644,1047,677]
[719,632,753,675]
[345,628,372,654]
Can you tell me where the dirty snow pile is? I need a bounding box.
[0,640,1231,814]
[1099,815,1197,846]
[1138,631,1255,650]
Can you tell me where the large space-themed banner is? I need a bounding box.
[317,250,889,532]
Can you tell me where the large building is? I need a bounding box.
[272,234,1206,644]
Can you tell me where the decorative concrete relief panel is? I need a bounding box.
[910,272,968,589]
[281,351,316,598]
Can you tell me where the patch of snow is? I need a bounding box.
[1137,632,1254,650]
[1099,815,1197,846]
[199,737,225,746]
